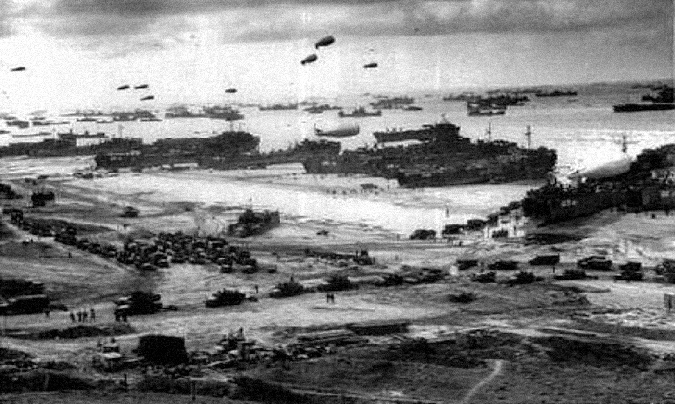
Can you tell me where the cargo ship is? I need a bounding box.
[165,106,208,119]
[535,89,578,97]
[259,103,298,111]
[338,107,382,118]
[303,104,342,114]
[6,120,30,129]
[642,86,674,103]
[442,92,478,101]
[109,110,158,122]
[370,96,414,109]
[0,133,142,158]
[373,121,460,143]
[94,133,340,171]
[467,102,506,116]
[303,120,556,188]
[203,106,244,121]
[94,131,259,170]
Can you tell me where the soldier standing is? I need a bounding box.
[69,312,76,323]
[90,308,96,322]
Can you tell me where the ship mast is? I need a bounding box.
[619,133,637,154]
[525,125,532,149]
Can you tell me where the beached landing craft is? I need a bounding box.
[304,119,556,188]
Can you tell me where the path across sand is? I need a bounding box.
[460,359,504,404]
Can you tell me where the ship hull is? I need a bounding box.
[613,103,675,113]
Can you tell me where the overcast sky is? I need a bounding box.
[0,0,672,111]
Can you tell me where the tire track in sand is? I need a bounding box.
[460,359,504,404]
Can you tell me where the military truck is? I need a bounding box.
[471,271,496,283]
[489,260,519,271]
[409,229,436,240]
[0,294,50,315]
[205,289,247,308]
[577,256,613,271]
[137,334,188,365]
[614,262,643,281]
[114,292,162,316]
[270,280,304,298]
[92,341,124,372]
[227,209,280,238]
[121,206,139,218]
[529,255,560,266]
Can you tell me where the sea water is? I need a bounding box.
[3,81,675,235]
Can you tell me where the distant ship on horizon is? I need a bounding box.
[535,89,578,97]
[338,107,382,118]
[259,103,298,111]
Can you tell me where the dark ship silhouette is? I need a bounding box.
[304,120,556,188]
[613,86,674,113]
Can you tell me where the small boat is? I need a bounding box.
[315,124,360,138]
[467,102,506,116]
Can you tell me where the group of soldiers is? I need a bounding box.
[69,308,96,323]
